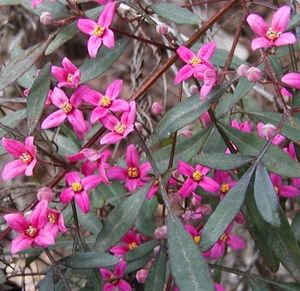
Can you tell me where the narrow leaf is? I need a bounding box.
[168,215,215,291]
[125,240,157,261]
[291,212,300,241]
[201,166,255,251]
[0,109,26,138]
[254,162,280,227]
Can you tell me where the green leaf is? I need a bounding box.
[60,252,119,269]
[247,111,300,143]
[126,256,152,274]
[0,40,51,91]
[200,166,255,251]
[77,210,103,236]
[245,194,300,282]
[151,3,199,25]
[289,13,300,30]
[38,268,54,291]
[96,181,127,206]
[26,63,51,134]
[144,245,167,291]
[291,212,300,241]
[254,162,280,227]
[211,49,244,69]
[95,183,150,251]
[0,109,26,138]
[167,215,215,291]
[219,124,300,178]
[150,84,230,145]
[193,152,253,170]
[125,240,157,261]
[248,278,270,291]
[80,38,128,83]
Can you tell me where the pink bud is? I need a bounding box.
[236,64,250,77]
[180,129,193,138]
[281,87,293,102]
[151,101,164,115]
[136,269,148,284]
[246,66,262,83]
[257,122,276,139]
[154,225,167,240]
[156,23,169,35]
[37,187,54,202]
[40,12,53,25]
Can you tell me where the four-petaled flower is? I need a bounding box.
[60,172,102,213]
[51,57,81,89]
[108,144,151,192]
[77,2,116,58]
[44,207,68,238]
[2,136,37,181]
[270,172,300,198]
[246,5,296,51]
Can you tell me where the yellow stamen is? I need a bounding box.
[220,233,228,242]
[266,28,281,41]
[220,183,229,193]
[192,170,203,182]
[93,25,105,37]
[61,102,73,114]
[100,96,111,107]
[72,182,83,193]
[128,167,139,178]
[19,152,32,164]
[128,242,138,250]
[190,56,201,66]
[48,212,57,224]
[26,225,38,238]
[114,122,127,135]
[67,73,73,83]
[194,235,201,245]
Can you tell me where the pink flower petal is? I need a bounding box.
[78,18,97,35]
[51,87,69,108]
[100,132,123,144]
[2,137,27,158]
[70,85,89,108]
[11,235,32,254]
[110,245,129,257]
[31,200,48,229]
[209,241,225,259]
[100,268,113,280]
[98,2,116,27]
[177,161,194,177]
[178,178,198,198]
[51,66,67,83]
[125,144,139,167]
[279,185,300,198]
[174,64,193,84]
[24,158,37,176]
[103,283,114,291]
[274,32,296,47]
[271,5,290,32]
[68,109,87,134]
[227,234,246,250]
[82,175,102,191]
[88,35,103,58]
[91,107,108,123]
[200,176,220,193]
[65,172,81,185]
[107,166,127,180]
[4,213,28,232]
[34,229,55,247]
[62,57,78,73]
[103,29,115,48]
[251,37,272,51]
[106,79,123,99]
[60,188,75,204]
[139,162,151,177]
[281,73,300,89]
[116,279,132,291]
[114,260,127,277]
[110,99,130,112]
[2,159,26,181]
[125,179,140,192]
[246,14,268,37]
[75,191,90,213]
[41,110,67,129]
[177,46,195,63]
[198,42,216,60]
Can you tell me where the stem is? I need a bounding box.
[71,199,84,249]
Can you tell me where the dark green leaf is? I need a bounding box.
[95,183,150,251]
[248,278,270,291]
[27,63,51,134]
[60,252,119,269]
[201,166,255,251]
[168,215,214,291]
[145,245,167,291]
[96,181,127,206]
[77,210,102,235]
[0,40,51,90]
[0,109,26,138]
[193,152,254,170]
[151,3,199,24]
[254,162,280,227]
[219,124,300,178]
[38,268,54,291]
[125,240,157,261]
[80,38,128,83]
[126,256,151,274]
[291,212,300,241]
[289,13,300,30]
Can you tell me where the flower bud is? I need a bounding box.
[156,23,169,35]
[246,66,262,83]
[151,101,164,115]
[180,129,193,138]
[236,64,250,77]
[154,225,167,240]
[40,12,53,25]
[37,187,54,202]
[136,269,148,284]
[189,84,199,95]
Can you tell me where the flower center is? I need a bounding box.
[128,167,139,178]
[93,25,105,37]
[100,96,111,107]
[26,225,38,238]
[274,186,279,194]
[190,56,201,66]
[19,152,32,164]
[61,102,73,114]
[128,242,138,250]
[72,182,83,193]
[114,122,127,135]
[193,235,201,245]
[67,73,73,83]
[110,275,119,285]
[266,28,281,41]
[220,183,229,193]
[48,212,58,224]
[192,170,203,182]
[220,233,228,242]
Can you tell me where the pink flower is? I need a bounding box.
[151,101,164,115]
[44,207,67,238]
[182,194,211,221]
[32,0,44,8]
[270,173,300,198]
[257,122,285,145]
[177,161,220,198]
[100,101,136,145]
[37,187,54,202]
[2,136,37,181]
[245,66,263,83]
[51,57,81,89]
[154,225,167,240]
[284,143,300,188]
[4,200,55,254]
[147,180,159,200]
[84,79,129,123]
[213,171,237,198]
[280,87,293,102]
[246,5,296,51]
[110,230,142,257]
[231,119,252,133]
[100,260,132,291]
[281,72,300,89]
[107,144,151,192]
[199,111,212,127]
[175,42,216,84]
[136,269,148,284]
[185,224,202,245]
[206,224,246,259]
[77,2,116,58]
[60,172,102,213]
[200,68,217,99]
[41,86,88,139]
